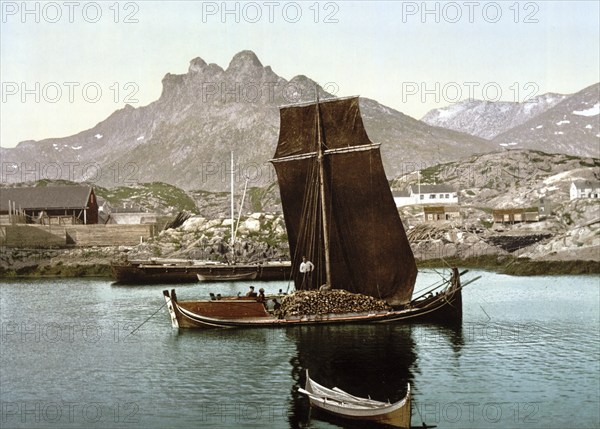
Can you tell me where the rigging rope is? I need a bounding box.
[123,300,168,339]
[291,131,322,291]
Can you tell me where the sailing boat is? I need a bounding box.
[112,152,292,284]
[196,152,259,282]
[163,95,472,328]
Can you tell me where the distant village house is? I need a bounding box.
[492,208,539,224]
[570,180,600,201]
[393,184,459,207]
[423,206,461,222]
[0,186,98,225]
[106,202,158,225]
[392,190,413,207]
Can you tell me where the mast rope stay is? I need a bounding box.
[124,300,168,339]
[315,89,332,289]
[293,120,321,290]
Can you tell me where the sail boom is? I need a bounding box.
[270,151,318,164]
[324,143,380,156]
[270,143,381,164]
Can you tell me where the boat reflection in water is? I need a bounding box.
[287,325,414,428]
[286,323,465,428]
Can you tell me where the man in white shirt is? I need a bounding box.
[299,256,314,288]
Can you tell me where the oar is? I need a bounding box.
[297,388,379,408]
[331,387,386,405]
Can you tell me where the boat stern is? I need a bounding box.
[163,289,179,328]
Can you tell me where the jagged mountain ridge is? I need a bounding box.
[421,83,599,159]
[492,83,600,158]
[421,93,569,140]
[1,50,496,191]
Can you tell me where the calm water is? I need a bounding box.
[1,270,598,429]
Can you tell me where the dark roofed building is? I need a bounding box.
[0,186,98,225]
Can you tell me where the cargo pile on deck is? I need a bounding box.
[278,290,392,317]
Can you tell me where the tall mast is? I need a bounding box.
[316,90,332,287]
[230,151,235,259]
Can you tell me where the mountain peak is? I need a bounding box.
[188,57,208,73]
[227,50,263,73]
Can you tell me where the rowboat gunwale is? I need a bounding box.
[300,370,411,427]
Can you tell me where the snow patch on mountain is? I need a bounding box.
[573,102,599,117]
[492,83,599,158]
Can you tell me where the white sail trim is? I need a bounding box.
[270,151,318,163]
[270,143,380,164]
[324,143,380,155]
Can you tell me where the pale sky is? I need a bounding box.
[1,0,599,148]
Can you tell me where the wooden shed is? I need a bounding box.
[423,205,461,222]
[492,208,539,224]
[0,186,99,225]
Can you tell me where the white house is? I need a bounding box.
[392,190,413,207]
[570,181,600,201]
[393,184,459,207]
[409,184,459,205]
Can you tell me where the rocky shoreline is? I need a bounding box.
[2,200,598,279]
[2,255,597,278]
[2,246,597,280]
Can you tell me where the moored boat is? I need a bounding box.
[111,259,291,283]
[298,370,411,428]
[162,268,471,328]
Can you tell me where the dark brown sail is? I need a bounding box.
[271,96,417,305]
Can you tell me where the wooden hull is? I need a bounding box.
[162,269,464,329]
[301,371,411,428]
[111,260,291,284]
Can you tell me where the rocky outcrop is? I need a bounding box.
[516,199,599,261]
[407,222,506,261]
[127,212,289,263]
